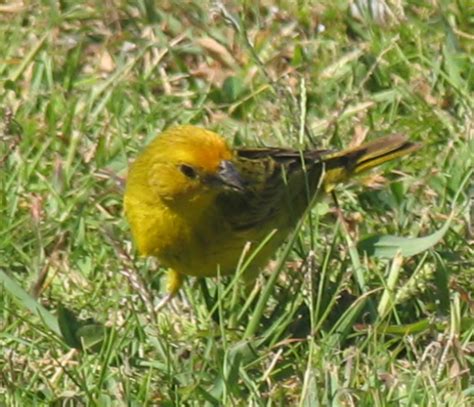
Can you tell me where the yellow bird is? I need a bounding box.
[124,125,419,303]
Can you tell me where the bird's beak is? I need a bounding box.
[213,160,246,192]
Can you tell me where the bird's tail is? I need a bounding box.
[321,134,421,191]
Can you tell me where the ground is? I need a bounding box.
[0,1,473,405]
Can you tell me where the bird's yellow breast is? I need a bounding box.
[124,189,288,279]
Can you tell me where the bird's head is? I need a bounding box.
[130,126,245,208]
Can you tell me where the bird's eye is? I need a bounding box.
[179,164,198,179]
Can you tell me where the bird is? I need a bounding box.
[124,125,420,306]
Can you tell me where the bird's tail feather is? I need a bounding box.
[322,134,421,190]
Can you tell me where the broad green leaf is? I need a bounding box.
[57,306,83,349]
[58,305,108,352]
[75,323,107,352]
[358,214,453,258]
[222,76,244,103]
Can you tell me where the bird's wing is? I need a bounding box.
[236,147,330,164]
[216,147,328,231]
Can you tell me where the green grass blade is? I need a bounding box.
[0,270,60,335]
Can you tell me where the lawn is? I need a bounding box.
[1,1,473,405]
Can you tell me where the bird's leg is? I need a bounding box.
[155,268,184,312]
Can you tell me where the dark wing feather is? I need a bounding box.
[236,147,330,163]
[216,147,327,231]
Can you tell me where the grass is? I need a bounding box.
[1,0,473,405]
